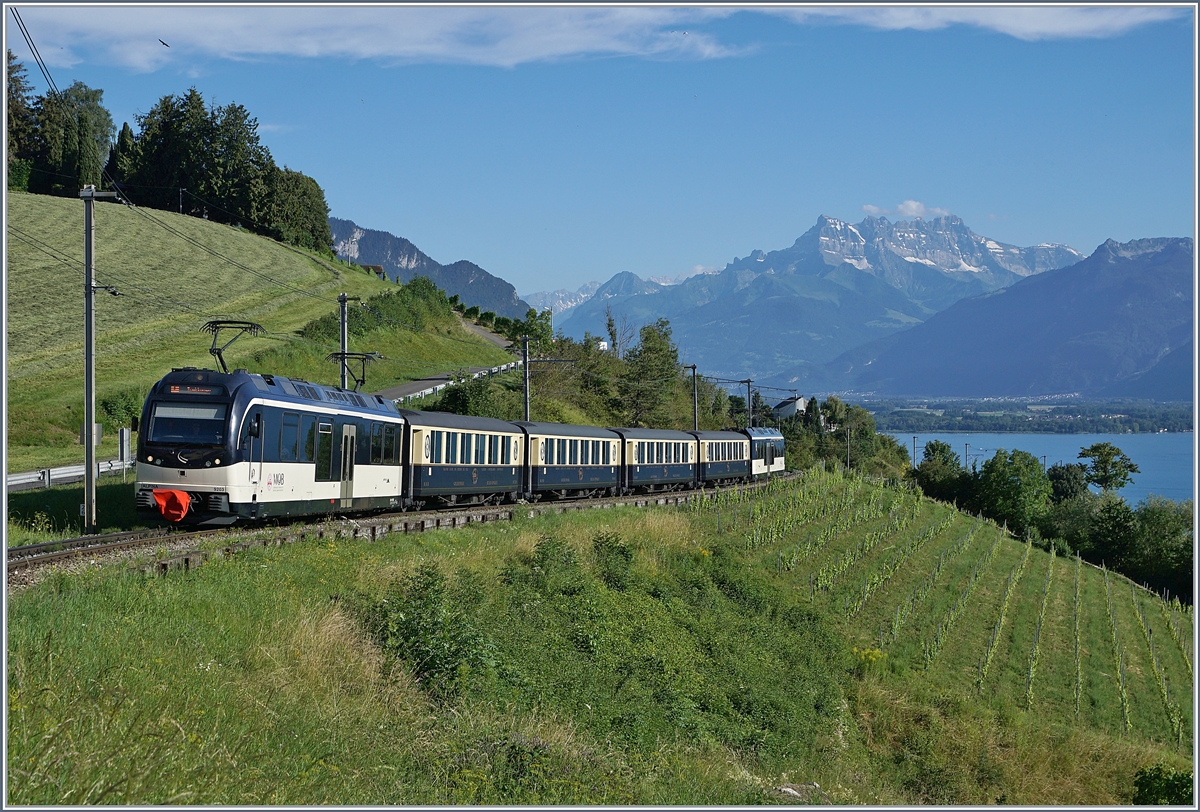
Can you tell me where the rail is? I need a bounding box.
[7,458,135,493]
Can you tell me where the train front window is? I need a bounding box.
[148,402,227,445]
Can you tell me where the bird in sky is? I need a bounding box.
[159,39,169,47]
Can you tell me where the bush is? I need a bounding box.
[99,387,145,431]
[354,564,495,699]
[592,532,633,591]
[1132,764,1192,805]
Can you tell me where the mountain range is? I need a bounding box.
[557,214,1084,380]
[806,237,1194,398]
[329,217,530,319]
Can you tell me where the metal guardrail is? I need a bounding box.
[399,360,524,405]
[7,458,136,493]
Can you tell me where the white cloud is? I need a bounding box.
[11,5,1180,73]
[862,200,951,219]
[13,7,739,72]
[896,200,949,219]
[770,6,1185,41]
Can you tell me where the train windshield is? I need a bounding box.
[148,401,228,446]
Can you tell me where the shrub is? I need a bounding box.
[1132,764,1192,805]
[592,532,633,591]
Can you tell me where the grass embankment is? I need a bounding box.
[6,192,510,538]
[6,192,510,473]
[7,469,1191,804]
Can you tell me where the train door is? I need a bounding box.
[246,409,264,493]
[339,423,356,507]
[764,440,774,467]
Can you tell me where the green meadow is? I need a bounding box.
[7,470,1191,804]
[6,192,510,475]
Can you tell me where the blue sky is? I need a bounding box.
[8,5,1195,295]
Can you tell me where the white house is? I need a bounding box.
[773,395,808,420]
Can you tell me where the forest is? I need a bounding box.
[6,50,332,253]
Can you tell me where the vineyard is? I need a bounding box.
[8,465,1193,804]
[689,468,1195,751]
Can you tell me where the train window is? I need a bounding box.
[446,432,458,464]
[604,442,611,465]
[280,412,300,462]
[557,439,567,465]
[502,436,511,465]
[592,440,601,465]
[475,434,486,465]
[544,439,553,464]
[315,422,334,481]
[383,424,397,464]
[370,422,384,464]
[431,430,444,464]
[301,415,317,461]
[456,432,467,464]
[488,435,498,465]
[579,440,589,465]
[567,439,576,465]
[151,402,228,446]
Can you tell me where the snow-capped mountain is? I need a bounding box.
[558,214,1084,380]
[522,281,601,315]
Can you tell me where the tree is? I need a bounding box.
[26,80,113,195]
[263,165,333,251]
[977,448,1052,538]
[1078,442,1139,493]
[1128,495,1193,601]
[1090,493,1136,568]
[913,440,965,503]
[1047,462,1089,504]
[820,396,846,431]
[103,121,136,184]
[618,318,678,427]
[7,51,36,166]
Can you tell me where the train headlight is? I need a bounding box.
[214,458,221,465]
[146,455,153,462]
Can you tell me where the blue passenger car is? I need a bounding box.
[400,410,524,506]
[515,422,621,498]
[688,430,750,484]
[610,427,697,493]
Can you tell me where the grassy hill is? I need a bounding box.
[7,469,1191,803]
[5,192,510,473]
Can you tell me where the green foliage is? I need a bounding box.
[354,564,495,699]
[1048,462,1089,503]
[976,449,1051,538]
[25,79,114,195]
[7,50,37,163]
[463,305,480,319]
[1079,442,1141,493]
[98,387,145,432]
[1133,764,1193,805]
[438,375,500,419]
[913,440,966,503]
[299,276,451,343]
[592,532,634,591]
[477,310,496,327]
[618,319,679,427]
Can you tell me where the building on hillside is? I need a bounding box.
[773,394,808,420]
[361,264,386,280]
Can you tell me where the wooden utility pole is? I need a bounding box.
[81,185,118,534]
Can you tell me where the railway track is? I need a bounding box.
[8,474,795,585]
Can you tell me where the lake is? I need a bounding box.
[891,432,1195,504]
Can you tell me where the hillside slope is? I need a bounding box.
[7,470,1191,803]
[6,193,509,471]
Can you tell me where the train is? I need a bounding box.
[134,367,785,525]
